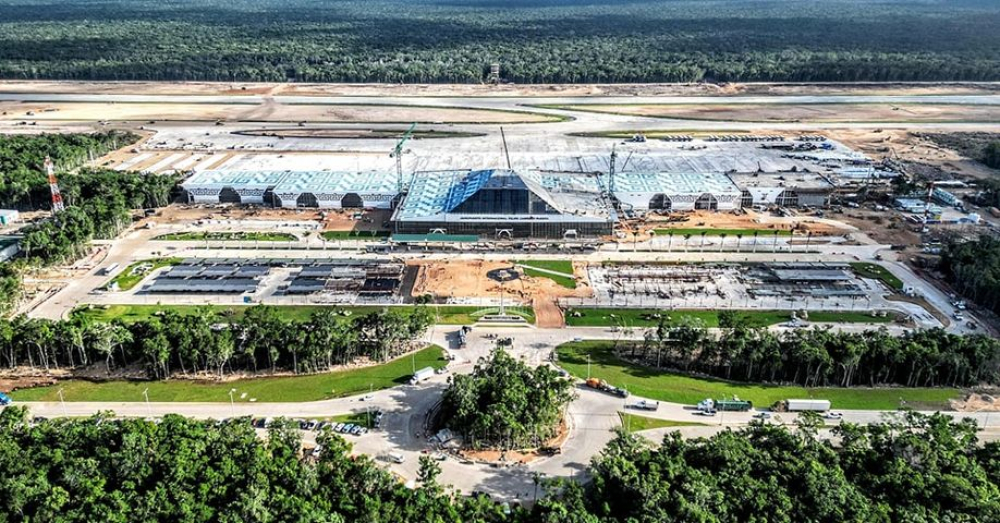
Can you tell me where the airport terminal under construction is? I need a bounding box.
[179,135,895,239]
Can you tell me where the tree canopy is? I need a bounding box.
[2,408,997,522]
[941,235,1000,317]
[1,0,999,83]
[1,305,433,379]
[638,318,1000,389]
[441,347,574,450]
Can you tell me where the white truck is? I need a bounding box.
[410,366,435,385]
[783,399,831,412]
[102,263,120,276]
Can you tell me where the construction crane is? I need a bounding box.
[44,156,65,215]
[390,123,417,193]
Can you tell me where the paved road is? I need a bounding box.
[13,326,999,499]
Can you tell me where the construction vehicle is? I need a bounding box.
[585,378,629,398]
[697,397,753,412]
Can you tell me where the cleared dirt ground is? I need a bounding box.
[558,103,1000,123]
[3,80,999,98]
[829,128,1000,181]
[410,260,591,303]
[0,101,556,124]
[642,209,852,236]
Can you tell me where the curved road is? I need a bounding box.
[12,326,998,500]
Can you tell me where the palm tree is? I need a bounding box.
[735,233,743,253]
[719,233,728,252]
[699,231,708,252]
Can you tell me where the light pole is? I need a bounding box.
[58,388,67,418]
[143,388,152,418]
[229,388,237,417]
[586,354,591,380]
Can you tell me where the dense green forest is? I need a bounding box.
[0,305,432,378]
[1,408,997,522]
[0,132,170,312]
[0,132,139,209]
[441,347,573,450]
[1,0,999,83]
[636,315,1000,388]
[941,235,1000,316]
[536,413,1000,522]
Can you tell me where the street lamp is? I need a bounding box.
[57,387,67,418]
[143,388,152,418]
[229,388,237,417]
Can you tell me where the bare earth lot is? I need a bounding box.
[555,103,1000,123]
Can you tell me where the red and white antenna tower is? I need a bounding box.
[44,156,65,214]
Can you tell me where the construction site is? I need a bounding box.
[0,84,992,337]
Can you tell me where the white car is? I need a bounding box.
[824,412,844,420]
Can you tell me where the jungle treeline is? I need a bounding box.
[636,315,1000,388]
[0,305,433,379]
[1,408,997,522]
[1,0,999,83]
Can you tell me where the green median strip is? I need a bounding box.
[11,346,446,403]
[321,230,390,241]
[564,308,892,328]
[109,258,183,291]
[850,262,905,291]
[72,304,534,325]
[619,412,707,432]
[558,341,958,411]
[154,232,298,242]
[515,260,577,289]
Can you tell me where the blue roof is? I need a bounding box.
[397,169,499,220]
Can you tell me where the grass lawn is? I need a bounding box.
[72,304,534,325]
[515,260,577,289]
[850,262,905,291]
[619,412,707,432]
[109,258,183,291]
[321,230,390,241]
[153,231,297,242]
[653,228,793,237]
[563,308,892,328]
[557,341,959,410]
[11,346,446,403]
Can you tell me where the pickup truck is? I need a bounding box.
[632,400,659,411]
